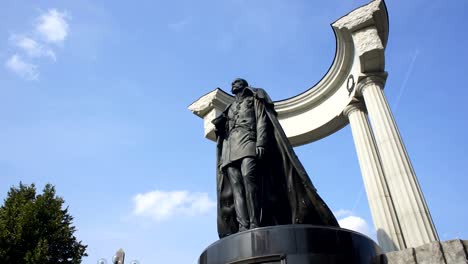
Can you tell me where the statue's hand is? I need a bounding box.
[256,146,265,159]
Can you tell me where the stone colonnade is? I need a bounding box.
[343,75,438,250]
[343,100,404,251]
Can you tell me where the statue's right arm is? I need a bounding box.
[212,114,227,138]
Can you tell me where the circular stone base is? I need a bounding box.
[199,225,382,264]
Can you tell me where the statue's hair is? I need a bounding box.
[233,78,249,87]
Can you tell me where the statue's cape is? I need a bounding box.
[213,88,339,238]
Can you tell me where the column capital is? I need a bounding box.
[356,73,388,95]
[343,100,365,118]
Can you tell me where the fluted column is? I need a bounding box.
[357,76,439,248]
[344,102,405,252]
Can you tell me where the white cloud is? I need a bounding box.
[334,209,374,238]
[334,209,353,218]
[10,35,56,61]
[36,9,70,44]
[5,54,39,80]
[133,190,216,221]
[338,215,372,238]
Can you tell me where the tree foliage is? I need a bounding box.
[0,183,87,263]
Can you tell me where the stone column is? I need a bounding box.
[357,76,439,248]
[344,102,405,252]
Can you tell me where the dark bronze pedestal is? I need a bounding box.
[199,225,382,264]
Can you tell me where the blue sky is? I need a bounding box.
[1,0,467,263]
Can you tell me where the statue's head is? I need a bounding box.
[231,78,249,94]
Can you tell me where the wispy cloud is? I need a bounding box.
[334,209,354,218]
[5,54,39,80]
[393,49,419,111]
[133,190,215,221]
[10,35,56,61]
[36,9,70,44]
[168,18,191,32]
[5,8,70,80]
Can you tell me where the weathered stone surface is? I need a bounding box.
[441,240,468,264]
[188,89,217,117]
[333,0,382,31]
[382,240,468,264]
[385,247,416,264]
[352,27,385,72]
[353,27,384,57]
[189,88,234,140]
[414,241,445,264]
[114,248,125,264]
[462,240,468,254]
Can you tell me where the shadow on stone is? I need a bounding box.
[377,228,399,253]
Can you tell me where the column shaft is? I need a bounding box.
[360,77,438,248]
[344,103,405,252]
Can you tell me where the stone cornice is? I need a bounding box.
[188,88,233,117]
[333,0,388,47]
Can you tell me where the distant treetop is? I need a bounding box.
[0,182,87,264]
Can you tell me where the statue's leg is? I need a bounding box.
[241,157,259,229]
[226,164,249,231]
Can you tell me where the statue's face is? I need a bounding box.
[231,79,247,94]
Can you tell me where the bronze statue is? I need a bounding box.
[213,78,339,238]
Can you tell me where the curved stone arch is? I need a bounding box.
[189,0,439,253]
[189,0,389,147]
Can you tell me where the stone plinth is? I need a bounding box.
[382,239,468,264]
[199,225,382,264]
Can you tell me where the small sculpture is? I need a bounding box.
[213,78,339,238]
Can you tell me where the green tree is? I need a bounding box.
[0,183,87,263]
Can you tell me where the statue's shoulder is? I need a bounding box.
[251,88,273,105]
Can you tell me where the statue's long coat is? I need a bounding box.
[213,88,339,238]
